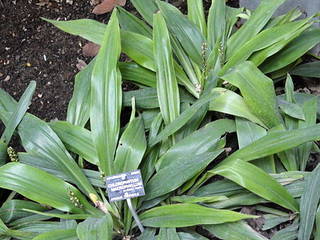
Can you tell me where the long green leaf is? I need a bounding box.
[114,116,146,173]
[33,229,78,240]
[43,18,105,44]
[297,97,318,170]
[67,59,95,127]
[209,88,266,127]
[76,215,112,240]
[119,62,156,88]
[207,0,226,49]
[223,19,311,73]
[49,121,98,166]
[226,124,320,163]
[210,159,299,211]
[2,81,35,144]
[316,205,320,240]
[117,7,152,37]
[140,203,255,227]
[205,221,268,240]
[121,30,155,71]
[0,200,47,224]
[271,219,299,240]
[261,28,320,73]
[157,228,180,240]
[221,61,282,128]
[18,114,96,197]
[298,165,320,240]
[187,0,206,36]
[149,90,215,147]
[145,119,235,200]
[138,228,156,240]
[153,13,180,125]
[157,1,206,65]
[236,117,267,149]
[291,61,320,78]
[0,163,97,214]
[90,10,121,176]
[226,0,286,59]
[131,0,158,25]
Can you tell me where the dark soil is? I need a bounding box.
[0,0,95,121]
[0,0,239,122]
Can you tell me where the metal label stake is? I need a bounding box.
[127,198,144,233]
[106,170,146,233]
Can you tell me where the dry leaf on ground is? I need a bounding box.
[92,0,126,15]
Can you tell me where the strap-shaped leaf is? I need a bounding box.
[209,88,266,127]
[50,121,98,166]
[153,13,180,125]
[33,229,78,240]
[157,1,206,65]
[0,163,97,214]
[226,124,320,163]
[119,62,156,88]
[140,203,255,227]
[223,19,312,73]
[117,7,152,37]
[145,120,235,200]
[207,0,226,49]
[2,81,35,144]
[67,59,95,127]
[149,90,216,147]
[114,116,146,173]
[221,61,282,128]
[131,0,158,25]
[90,10,121,176]
[76,214,113,240]
[211,159,299,212]
[121,30,155,71]
[291,62,320,78]
[205,221,268,240]
[157,228,180,240]
[18,114,97,197]
[43,18,105,44]
[261,28,320,73]
[226,0,286,59]
[187,0,206,36]
[298,165,320,240]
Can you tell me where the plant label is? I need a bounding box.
[106,170,145,202]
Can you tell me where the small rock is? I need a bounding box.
[4,75,10,82]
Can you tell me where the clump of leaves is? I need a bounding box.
[0,0,319,239]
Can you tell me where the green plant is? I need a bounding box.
[0,0,319,239]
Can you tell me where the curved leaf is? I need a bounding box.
[76,215,112,240]
[43,18,105,44]
[90,10,122,176]
[205,221,268,240]
[140,203,255,227]
[221,61,281,128]
[114,116,146,173]
[298,165,320,240]
[0,163,97,214]
[145,120,235,200]
[153,13,180,125]
[67,59,95,127]
[211,159,299,211]
[18,114,97,196]
[50,121,98,166]
[33,229,78,240]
